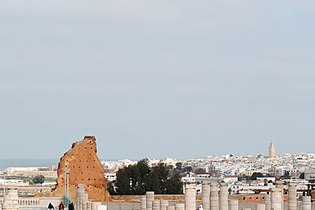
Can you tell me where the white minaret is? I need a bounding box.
[268,142,276,157]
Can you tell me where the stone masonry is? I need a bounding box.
[40,136,110,202]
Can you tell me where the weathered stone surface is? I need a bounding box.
[39,136,110,202]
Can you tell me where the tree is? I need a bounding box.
[115,165,133,195]
[109,159,182,195]
[250,172,264,180]
[32,175,45,184]
[107,180,117,195]
[183,166,192,173]
[194,168,206,174]
[175,162,183,170]
[165,171,182,194]
[281,171,290,179]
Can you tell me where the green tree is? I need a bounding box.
[165,171,182,194]
[194,168,206,174]
[115,166,132,195]
[175,162,183,170]
[109,160,182,195]
[250,172,264,180]
[32,175,45,184]
[183,166,192,173]
[107,180,117,195]
[281,171,290,179]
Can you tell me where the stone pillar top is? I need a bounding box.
[302,196,311,201]
[185,184,196,190]
[161,200,169,205]
[210,182,218,186]
[229,200,239,204]
[275,180,284,186]
[220,182,228,187]
[78,184,86,189]
[289,183,297,187]
[271,188,282,193]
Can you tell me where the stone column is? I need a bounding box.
[185,184,196,210]
[92,202,102,210]
[147,201,153,210]
[141,195,147,210]
[219,183,228,210]
[264,193,271,210]
[146,191,155,201]
[87,202,92,210]
[147,192,155,210]
[276,181,284,210]
[161,200,169,210]
[82,193,88,210]
[76,184,86,210]
[82,202,87,210]
[83,193,89,203]
[96,205,107,210]
[202,182,210,210]
[175,203,185,210]
[210,182,219,210]
[288,183,297,210]
[302,196,311,210]
[167,206,175,210]
[2,188,19,210]
[153,200,161,210]
[271,188,282,210]
[228,199,239,210]
[297,201,303,210]
[256,204,265,210]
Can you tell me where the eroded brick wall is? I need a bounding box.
[38,136,110,202]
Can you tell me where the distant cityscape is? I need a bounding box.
[1,143,315,196]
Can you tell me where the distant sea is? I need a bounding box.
[0,159,59,170]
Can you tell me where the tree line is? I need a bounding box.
[107,159,183,195]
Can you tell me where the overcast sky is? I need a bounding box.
[1,0,315,160]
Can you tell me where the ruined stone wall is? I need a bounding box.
[38,136,110,202]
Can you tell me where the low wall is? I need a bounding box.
[0,197,63,209]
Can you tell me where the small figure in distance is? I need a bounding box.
[59,202,65,210]
[48,203,54,210]
[198,205,203,210]
[68,202,75,210]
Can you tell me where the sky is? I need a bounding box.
[1,0,315,160]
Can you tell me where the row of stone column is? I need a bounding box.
[142,182,312,210]
[202,182,229,210]
[141,183,231,210]
[142,192,172,210]
[141,188,197,210]
[2,188,19,210]
[271,182,312,210]
[202,182,311,210]
[76,184,107,210]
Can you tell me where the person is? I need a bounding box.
[48,203,54,210]
[68,202,75,210]
[198,205,203,210]
[59,202,65,210]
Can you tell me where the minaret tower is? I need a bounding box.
[268,142,276,157]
